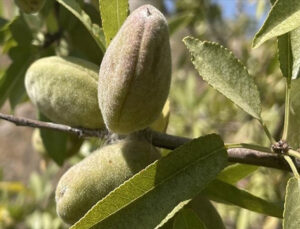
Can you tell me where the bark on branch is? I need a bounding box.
[0,112,297,172]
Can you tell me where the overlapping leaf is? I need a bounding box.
[57,0,106,52]
[278,33,293,80]
[173,209,206,229]
[203,180,283,218]
[287,78,300,148]
[217,164,257,185]
[38,113,69,165]
[253,0,300,48]
[71,134,227,229]
[291,27,300,79]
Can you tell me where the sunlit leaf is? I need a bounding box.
[253,0,300,48]
[291,27,300,79]
[217,164,258,184]
[71,134,227,229]
[283,177,300,229]
[99,0,129,46]
[57,0,106,52]
[184,37,262,119]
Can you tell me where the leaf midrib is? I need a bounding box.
[73,144,226,228]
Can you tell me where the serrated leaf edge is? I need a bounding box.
[72,134,226,229]
[183,36,262,120]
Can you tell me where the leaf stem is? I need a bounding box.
[225,143,272,153]
[288,149,300,161]
[283,155,299,178]
[282,79,291,141]
[258,119,276,144]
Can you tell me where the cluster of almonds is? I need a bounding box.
[25,5,171,225]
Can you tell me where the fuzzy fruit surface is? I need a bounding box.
[98,4,171,134]
[25,56,104,128]
[55,137,161,225]
[15,0,45,14]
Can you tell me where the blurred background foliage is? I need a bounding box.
[0,0,288,228]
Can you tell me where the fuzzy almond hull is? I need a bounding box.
[98,4,171,134]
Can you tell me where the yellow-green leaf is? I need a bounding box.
[71,134,227,229]
[283,177,300,229]
[184,37,261,120]
[99,0,129,46]
[57,0,106,52]
[253,0,300,48]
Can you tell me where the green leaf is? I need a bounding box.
[8,71,27,110]
[278,33,293,80]
[291,27,300,79]
[156,200,191,229]
[159,196,225,229]
[158,163,256,228]
[173,209,206,229]
[287,77,300,148]
[253,0,300,48]
[0,46,34,108]
[203,179,283,218]
[71,134,228,229]
[38,113,68,166]
[157,195,226,229]
[283,177,300,229]
[99,0,129,46]
[56,0,106,53]
[186,195,225,229]
[183,37,262,119]
[217,164,258,185]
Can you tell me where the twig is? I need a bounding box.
[0,113,107,138]
[0,112,299,172]
[148,130,299,172]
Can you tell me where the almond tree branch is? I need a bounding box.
[0,113,108,138]
[0,112,298,172]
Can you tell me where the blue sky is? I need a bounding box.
[165,0,270,26]
[213,0,256,18]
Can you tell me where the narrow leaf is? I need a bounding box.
[57,0,106,52]
[184,37,261,119]
[158,164,256,228]
[283,177,300,229]
[291,27,300,79]
[39,113,68,165]
[253,0,300,48]
[278,33,293,80]
[99,0,129,46]
[0,46,33,108]
[157,194,226,229]
[156,200,191,229]
[71,134,228,229]
[203,179,283,218]
[173,209,206,229]
[217,164,258,185]
[287,77,300,148]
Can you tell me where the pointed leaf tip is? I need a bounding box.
[184,36,262,119]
